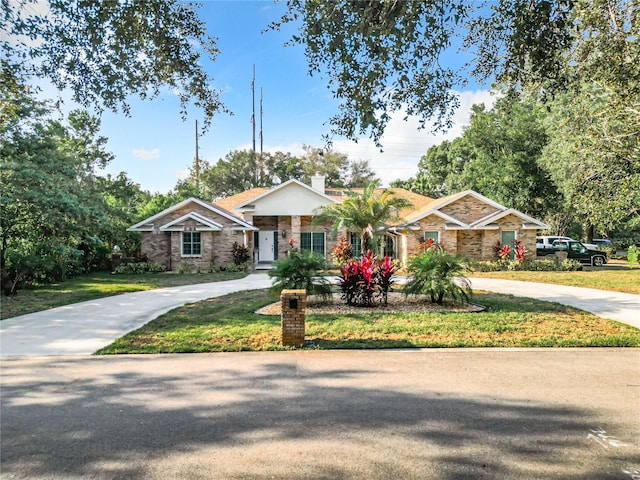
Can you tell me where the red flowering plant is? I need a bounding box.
[513,239,527,262]
[375,254,398,305]
[338,250,398,306]
[493,240,511,260]
[332,236,353,266]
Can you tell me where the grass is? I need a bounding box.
[0,271,247,320]
[471,260,640,294]
[95,288,640,354]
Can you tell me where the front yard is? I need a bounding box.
[95,288,640,354]
[472,260,639,294]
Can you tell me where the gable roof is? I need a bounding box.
[401,189,550,230]
[234,179,338,211]
[214,187,269,212]
[127,197,257,232]
[470,208,550,230]
[159,212,223,232]
[404,190,505,225]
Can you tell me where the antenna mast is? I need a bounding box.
[194,119,200,192]
[251,64,256,155]
[259,87,263,159]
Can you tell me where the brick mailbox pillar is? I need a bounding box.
[281,289,306,347]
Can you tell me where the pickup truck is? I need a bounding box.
[551,240,608,266]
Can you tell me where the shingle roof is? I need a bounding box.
[213,188,269,212]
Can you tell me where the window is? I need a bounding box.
[424,231,439,243]
[382,235,395,258]
[182,232,201,256]
[501,231,516,259]
[350,233,361,258]
[301,232,325,256]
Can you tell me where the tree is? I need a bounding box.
[397,97,559,219]
[177,147,379,199]
[1,72,113,287]
[540,82,640,233]
[3,0,227,126]
[276,0,637,147]
[197,150,276,200]
[313,180,412,253]
[0,82,109,287]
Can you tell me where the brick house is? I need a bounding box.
[128,175,549,270]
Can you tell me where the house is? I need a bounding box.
[128,174,550,270]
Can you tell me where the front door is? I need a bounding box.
[258,230,275,262]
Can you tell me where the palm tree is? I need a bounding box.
[313,180,413,253]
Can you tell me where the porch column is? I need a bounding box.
[292,215,301,247]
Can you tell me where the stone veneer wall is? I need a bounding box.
[440,196,499,224]
[141,231,171,267]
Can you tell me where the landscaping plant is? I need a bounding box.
[231,242,250,266]
[338,250,398,307]
[268,249,332,300]
[332,236,354,266]
[404,248,472,305]
[627,245,638,269]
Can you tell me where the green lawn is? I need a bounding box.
[95,288,640,354]
[471,260,640,294]
[0,271,247,320]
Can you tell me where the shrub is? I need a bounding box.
[268,249,332,300]
[113,262,148,274]
[404,249,472,305]
[232,242,250,265]
[560,259,583,271]
[519,259,557,271]
[338,251,398,307]
[222,262,248,273]
[628,245,638,269]
[147,262,167,273]
[332,236,353,266]
[177,262,194,275]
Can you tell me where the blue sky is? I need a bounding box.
[54,1,497,194]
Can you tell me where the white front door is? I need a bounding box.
[258,230,275,262]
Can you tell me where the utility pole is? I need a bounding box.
[194,119,200,193]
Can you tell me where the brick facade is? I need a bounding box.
[140,203,249,271]
[133,189,547,271]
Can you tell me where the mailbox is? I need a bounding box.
[281,289,306,347]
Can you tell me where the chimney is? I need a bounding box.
[311,172,325,194]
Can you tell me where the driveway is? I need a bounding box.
[468,278,640,329]
[1,350,639,479]
[1,275,638,356]
[0,274,271,356]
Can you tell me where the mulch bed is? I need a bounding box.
[256,292,485,315]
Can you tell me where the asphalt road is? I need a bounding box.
[2,349,639,479]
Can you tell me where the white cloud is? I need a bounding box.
[332,89,499,186]
[174,169,189,180]
[131,148,161,161]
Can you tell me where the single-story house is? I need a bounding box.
[128,174,550,270]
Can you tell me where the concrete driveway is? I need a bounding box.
[0,274,271,356]
[1,275,638,356]
[1,349,639,479]
[468,278,640,329]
